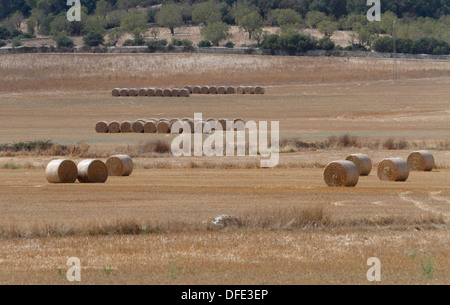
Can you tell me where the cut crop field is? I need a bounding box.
[0,53,448,284]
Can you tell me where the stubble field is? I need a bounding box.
[0,53,449,284]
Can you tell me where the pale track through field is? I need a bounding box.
[400,191,450,222]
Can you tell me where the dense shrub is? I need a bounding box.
[83,31,104,47]
[54,33,74,48]
[146,39,168,53]
[262,33,317,55]
[198,40,212,48]
[0,39,6,47]
[372,36,394,53]
[224,41,235,48]
[318,36,335,51]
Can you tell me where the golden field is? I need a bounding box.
[0,53,449,284]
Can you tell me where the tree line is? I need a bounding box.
[0,0,449,55]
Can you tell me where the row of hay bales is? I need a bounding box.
[96,118,247,134]
[46,155,133,184]
[324,150,435,187]
[111,86,265,97]
[112,88,190,97]
[189,85,265,95]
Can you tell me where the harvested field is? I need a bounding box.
[0,53,448,285]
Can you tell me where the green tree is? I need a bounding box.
[192,1,222,25]
[121,9,147,40]
[95,0,113,18]
[107,28,125,46]
[83,30,104,47]
[49,15,71,36]
[54,31,74,48]
[317,20,338,37]
[276,9,303,31]
[305,11,329,29]
[156,3,184,36]
[237,11,264,39]
[82,15,106,35]
[200,21,231,46]
[26,17,37,34]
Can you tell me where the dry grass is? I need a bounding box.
[1,54,450,93]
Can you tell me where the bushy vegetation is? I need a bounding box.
[0,1,448,55]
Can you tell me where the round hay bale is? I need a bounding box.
[209,86,218,94]
[179,88,190,97]
[184,86,193,93]
[237,86,246,94]
[154,88,164,96]
[77,159,108,183]
[119,88,129,96]
[138,88,148,96]
[254,86,265,95]
[147,88,156,96]
[143,120,157,133]
[170,118,180,124]
[226,86,237,94]
[407,151,435,171]
[193,86,201,94]
[194,120,210,134]
[377,158,410,182]
[95,121,109,133]
[323,161,359,187]
[163,89,172,97]
[156,120,171,133]
[244,86,255,94]
[345,154,372,176]
[201,86,210,94]
[128,88,139,97]
[131,121,144,133]
[108,121,121,133]
[171,88,180,97]
[106,155,133,177]
[119,121,133,133]
[46,160,78,183]
[182,118,192,122]
[217,86,226,94]
[112,88,120,97]
[136,118,147,123]
[186,120,195,133]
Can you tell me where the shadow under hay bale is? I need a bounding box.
[95,121,109,133]
[407,150,435,171]
[345,154,372,176]
[377,158,410,181]
[77,159,108,183]
[106,155,133,177]
[46,159,78,183]
[323,160,359,187]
